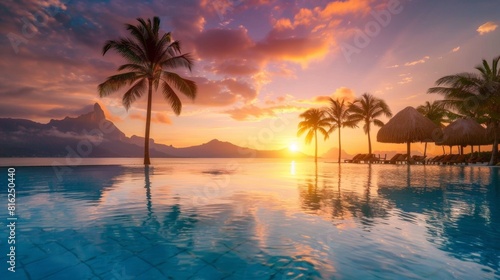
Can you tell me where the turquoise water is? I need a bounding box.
[1,159,499,279]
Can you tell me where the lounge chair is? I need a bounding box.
[443,154,460,165]
[410,155,427,164]
[426,155,440,164]
[362,154,379,163]
[382,153,401,164]
[450,154,468,165]
[396,154,408,164]
[431,155,445,164]
[344,154,363,163]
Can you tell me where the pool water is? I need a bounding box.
[1,159,499,279]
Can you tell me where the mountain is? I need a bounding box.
[0,103,309,158]
[322,147,354,161]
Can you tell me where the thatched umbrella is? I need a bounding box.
[377,106,440,163]
[436,118,491,154]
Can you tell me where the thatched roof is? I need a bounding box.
[436,118,491,146]
[377,106,439,144]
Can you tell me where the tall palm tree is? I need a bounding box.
[428,56,500,166]
[349,93,392,155]
[98,17,197,165]
[416,100,449,156]
[324,98,358,163]
[297,108,330,162]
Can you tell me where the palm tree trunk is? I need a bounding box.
[489,125,499,166]
[144,79,153,165]
[315,129,318,163]
[338,129,341,163]
[367,129,372,155]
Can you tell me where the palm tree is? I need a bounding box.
[297,108,330,162]
[416,100,449,156]
[349,93,392,155]
[428,56,500,166]
[98,17,197,165]
[324,98,358,163]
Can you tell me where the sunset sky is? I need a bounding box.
[1,0,499,156]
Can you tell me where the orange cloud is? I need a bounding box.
[318,0,372,18]
[194,27,253,59]
[331,87,356,102]
[294,8,314,26]
[404,56,430,66]
[128,112,172,124]
[99,102,123,122]
[477,21,497,35]
[155,112,172,124]
[306,87,357,104]
[188,77,257,107]
[274,18,293,30]
[224,104,302,121]
[255,35,330,64]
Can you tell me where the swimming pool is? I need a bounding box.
[1,159,499,279]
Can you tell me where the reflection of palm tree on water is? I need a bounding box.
[298,163,389,225]
[299,162,322,212]
[143,166,160,230]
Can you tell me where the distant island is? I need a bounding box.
[0,103,311,159]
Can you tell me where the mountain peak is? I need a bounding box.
[93,103,105,120]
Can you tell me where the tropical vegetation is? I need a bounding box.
[297,108,330,162]
[348,93,393,156]
[428,56,500,166]
[324,98,358,163]
[98,16,197,165]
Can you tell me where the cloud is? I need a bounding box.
[188,77,257,107]
[398,77,413,85]
[155,113,172,124]
[404,56,430,66]
[477,21,497,35]
[331,87,356,102]
[194,27,254,59]
[386,64,399,69]
[451,46,460,53]
[318,0,372,18]
[224,104,302,121]
[303,87,357,105]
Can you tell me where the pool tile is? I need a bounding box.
[71,243,106,262]
[233,262,276,279]
[190,264,225,279]
[137,244,182,266]
[134,267,166,280]
[97,255,153,279]
[41,263,95,280]
[85,250,133,275]
[156,251,207,279]
[18,243,48,265]
[212,252,250,275]
[0,270,30,280]
[39,241,70,255]
[24,251,81,279]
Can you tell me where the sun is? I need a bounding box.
[289,142,298,152]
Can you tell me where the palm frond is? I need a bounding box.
[305,130,314,144]
[122,78,147,110]
[98,72,142,97]
[162,71,197,100]
[161,82,182,115]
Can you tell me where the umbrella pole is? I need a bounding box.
[407,141,411,164]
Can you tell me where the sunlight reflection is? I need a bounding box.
[290,160,296,175]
